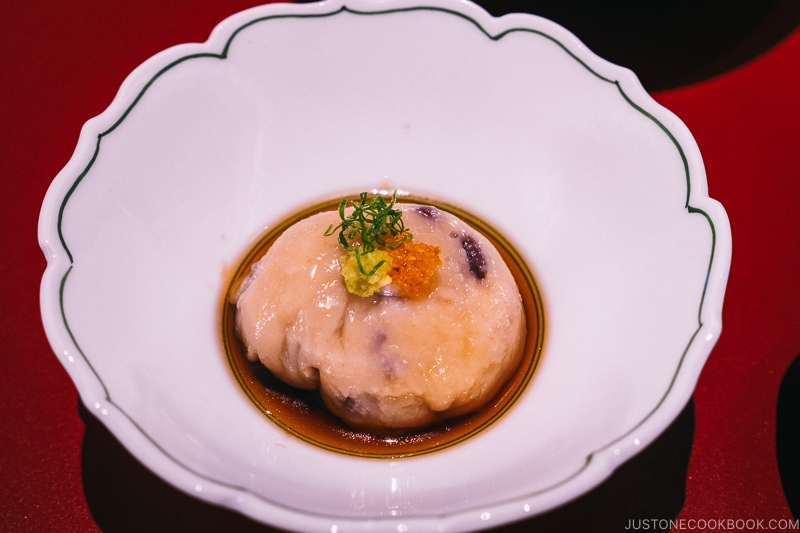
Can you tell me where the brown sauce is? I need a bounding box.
[220,194,545,458]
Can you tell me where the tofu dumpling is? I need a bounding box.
[235,204,525,432]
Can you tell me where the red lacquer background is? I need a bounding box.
[1,2,797,531]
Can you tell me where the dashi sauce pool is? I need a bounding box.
[221,194,544,458]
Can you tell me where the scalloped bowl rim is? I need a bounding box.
[38,0,732,531]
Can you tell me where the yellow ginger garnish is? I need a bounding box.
[339,249,392,297]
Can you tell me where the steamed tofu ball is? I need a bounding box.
[234,205,525,432]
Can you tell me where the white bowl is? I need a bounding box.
[38,0,732,531]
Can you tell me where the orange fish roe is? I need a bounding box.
[385,240,442,298]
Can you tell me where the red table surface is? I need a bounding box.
[1,2,798,532]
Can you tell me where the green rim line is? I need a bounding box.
[51,3,721,521]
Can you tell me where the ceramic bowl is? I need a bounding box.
[39,0,731,531]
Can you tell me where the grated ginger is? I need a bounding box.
[339,249,392,297]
